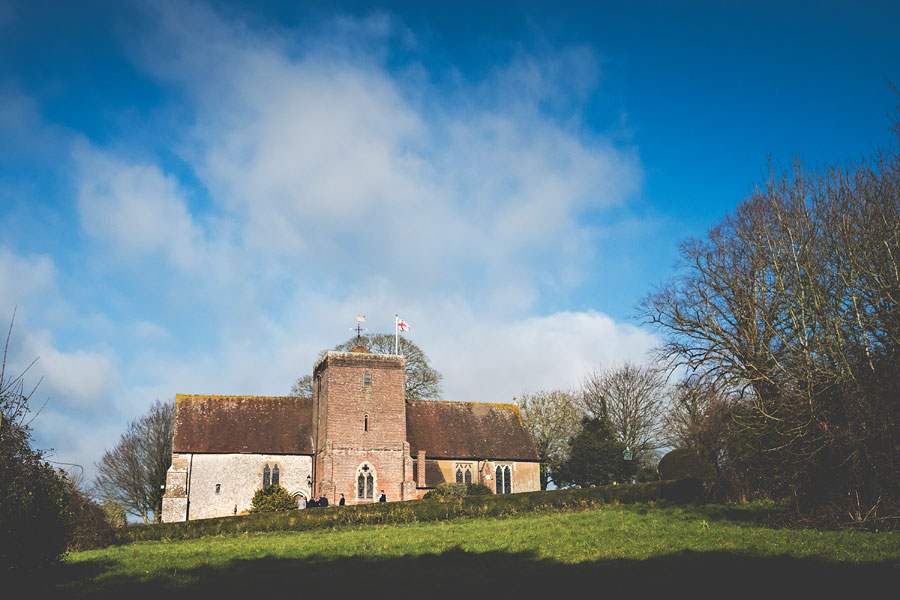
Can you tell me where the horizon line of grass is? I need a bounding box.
[58,502,900,598]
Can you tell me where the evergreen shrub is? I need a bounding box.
[1,415,73,572]
[466,483,493,496]
[658,449,716,482]
[250,485,297,513]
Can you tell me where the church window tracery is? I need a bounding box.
[262,463,280,488]
[455,463,472,485]
[495,465,511,494]
[357,463,375,500]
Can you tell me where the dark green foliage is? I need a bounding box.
[250,485,297,513]
[657,449,716,482]
[0,422,73,571]
[636,465,660,483]
[423,482,467,500]
[117,480,702,546]
[424,482,494,500]
[1,320,77,573]
[466,483,493,496]
[552,417,631,487]
[67,485,117,551]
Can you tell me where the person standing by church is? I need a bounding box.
[319,494,329,507]
[339,493,345,506]
[378,490,386,502]
[298,496,307,510]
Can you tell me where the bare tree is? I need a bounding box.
[289,374,313,397]
[94,399,174,524]
[518,390,582,489]
[639,111,900,516]
[663,375,734,472]
[580,363,666,464]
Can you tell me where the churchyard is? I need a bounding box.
[53,498,900,597]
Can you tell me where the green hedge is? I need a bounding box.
[115,479,701,546]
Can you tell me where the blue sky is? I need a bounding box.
[1,0,898,480]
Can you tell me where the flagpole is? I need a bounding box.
[394,314,399,355]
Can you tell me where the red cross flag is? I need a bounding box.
[395,315,410,354]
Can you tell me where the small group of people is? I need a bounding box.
[297,494,328,509]
[298,490,387,508]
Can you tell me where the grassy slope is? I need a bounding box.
[54,503,900,598]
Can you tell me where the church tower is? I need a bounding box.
[311,347,416,503]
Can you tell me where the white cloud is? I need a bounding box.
[3,4,661,485]
[132,320,170,343]
[425,309,659,402]
[21,329,118,410]
[74,145,205,270]
[126,5,642,316]
[0,247,57,315]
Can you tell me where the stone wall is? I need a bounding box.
[416,458,541,497]
[161,452,312,521]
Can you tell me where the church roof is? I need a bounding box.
[171,394,539,462]
[406,400,539,461]
[172,394,315,454]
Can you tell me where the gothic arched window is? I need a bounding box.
[495,465,511,494]
[272,464,280,486]
[357,463,375,500]
[263,464,271,488]
[455,464,472,485]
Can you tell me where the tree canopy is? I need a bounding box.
[640,113,900,521]
[551,416,631,488]
[518,390,581,489]
[291,333,443,401]
[580,363,666,466]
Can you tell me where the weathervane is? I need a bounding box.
[351,315,367,343]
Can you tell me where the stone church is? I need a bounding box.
[161,346,540,521]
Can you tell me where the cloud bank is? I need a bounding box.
[1,3,657,481]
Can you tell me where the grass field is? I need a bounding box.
[52,503,900,598]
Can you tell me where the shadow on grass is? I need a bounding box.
[51,546,898,599]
